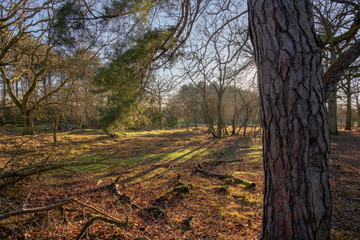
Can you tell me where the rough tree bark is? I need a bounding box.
[23,113,35,135]
[248,0,332,239]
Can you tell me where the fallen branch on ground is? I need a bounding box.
[0,197,127,224]
[201,159,243,166]
[195,164,255,188]
[156,184,190,202]
[76,216,127,240]
[0,198,75,221]
[110,182,140,209]
[0,197,128,240]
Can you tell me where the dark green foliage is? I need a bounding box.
[103,0,144,19]
[51,1,87,48]
[94,29,174,134]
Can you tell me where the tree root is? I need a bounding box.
[195,164,255,188]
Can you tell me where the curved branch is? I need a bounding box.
[76,216,128,240]
[323,39,360,99]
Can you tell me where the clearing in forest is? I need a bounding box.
[0,128,359,239]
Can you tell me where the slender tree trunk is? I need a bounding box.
[231,113,236,135]
[356,94,360,128]
[248,1,332,239]
[158,95,163,128]
[243,119,247,136]
[328,48,338,134]
[232,89,237,135]
[223,124,228,135]
[53,115,60,143]
[216,93,223,138]
[23,113,35,135]
[345,85,352,130]
[328,90,338,134]
[194,114,198,129]
[201,85,215,136]
[15,81,19,97]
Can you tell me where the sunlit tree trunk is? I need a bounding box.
[248,0,332,239]
[23,113,35,135]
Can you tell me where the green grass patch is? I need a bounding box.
[234,171,258,176]
[242,151,262,163]
[65,148,210,175]
[236,145,262,153]
[109,148,211,166]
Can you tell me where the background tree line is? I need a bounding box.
[1,0,359,138]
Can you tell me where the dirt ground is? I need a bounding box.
[0,127,359,239]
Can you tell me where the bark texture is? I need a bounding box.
[23,113,35,135]
[248,0,332,239]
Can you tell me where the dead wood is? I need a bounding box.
[202,159,243,167]
[0,197,128,225]
[140,207,165,219]
[76,216,127,240]
[181,216,193,232]
[0,196,128,239]
[213,186,230,195]
[156,184,190,203]
[195,164,255,188]
[0,198,75,221]
[175,173,181,182]
[110,182,140,209]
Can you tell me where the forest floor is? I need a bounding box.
[0,126,359,239]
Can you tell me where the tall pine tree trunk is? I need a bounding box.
[248,0,332,239]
